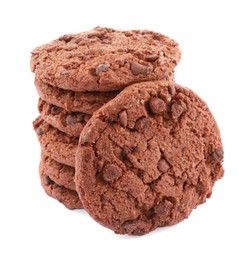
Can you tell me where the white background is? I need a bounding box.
[0,0,248,259]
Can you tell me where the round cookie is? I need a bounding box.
[35,78,118,114]
[33,116,77,167]
[40,160,82,209]
[75,80,224,235]
[31,27,181,92]
[40,154,76,190]
[38,98,91,137]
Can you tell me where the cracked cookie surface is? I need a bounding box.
[75,80,224,235]
[31,27,180,92]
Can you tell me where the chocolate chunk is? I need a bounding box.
[35,127,44,136]
[131,62,152,75]
[135,117,151,132]
[63,62,79,69]
[168,83,176,96]
[211,147,224,162]
[66,114,78,125]
[51,105,62,115]
[103,164,122,182]
[81,130,91,145]
[59,34,74,43]
[196,182,206,195]
[44,175,53,185]
[171,100,187,120]
[122,220,138,234]
[149,97,167,114]
[61,71,70,76]
[122,146,133,158]
[157,158,170,172]
[154,199,173,221]
[119,110,128,128]
[122,146,143,169]
[96,64,108,75]
[144,54,158,62]
[124,31,133,37]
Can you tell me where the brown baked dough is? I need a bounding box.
[75,80,224,235]
[31,27,180,92]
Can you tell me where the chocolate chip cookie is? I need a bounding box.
[40,159,82,209]
[31,27,181,92]
[35,78,118,114]
[33,116,77,167]
[38,98,91,137]
[75,80,224,235]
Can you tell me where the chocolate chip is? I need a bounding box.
[35,127,44,136]
[81,130,92,145]
[154,199,173,217]
[135,117,151,132]
[103,164,122,182]
[119,110,128,128]
[51,106,62,115]
[59,34,74,43]
[157,158,170,172]
[211,147,224,162]
[196,182,206,195]
[84,153,91,162]
[124,31,133,37]
[141,30,153,35]
[63,62,79,69]
[122,220,139,234]
[66,114,78,125]
[122,146,143,169]
[149,98,167,114]
[144,54,158,62]
[131,62,152,75]
[61,71,70,76]
[168,83,176,96]
[171,100,187,120]
[96,64,108,75]
[122,146,133,158]
[44,175,53,185]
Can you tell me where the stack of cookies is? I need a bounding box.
[31,27,224,235]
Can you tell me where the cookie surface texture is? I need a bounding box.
[40,154,76,190]
[31,27,181,92]
[75,80,224,235]
[40,159,82,210]
[35,79,118,114]
[38,98,91,137]
[33,116,77,167]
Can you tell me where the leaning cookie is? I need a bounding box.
[38,98,91,137]
[31,27,180,92]
[35,79,119,114]
[33,116,77,167]
[75,80,224,235]
[40,160,82,209]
